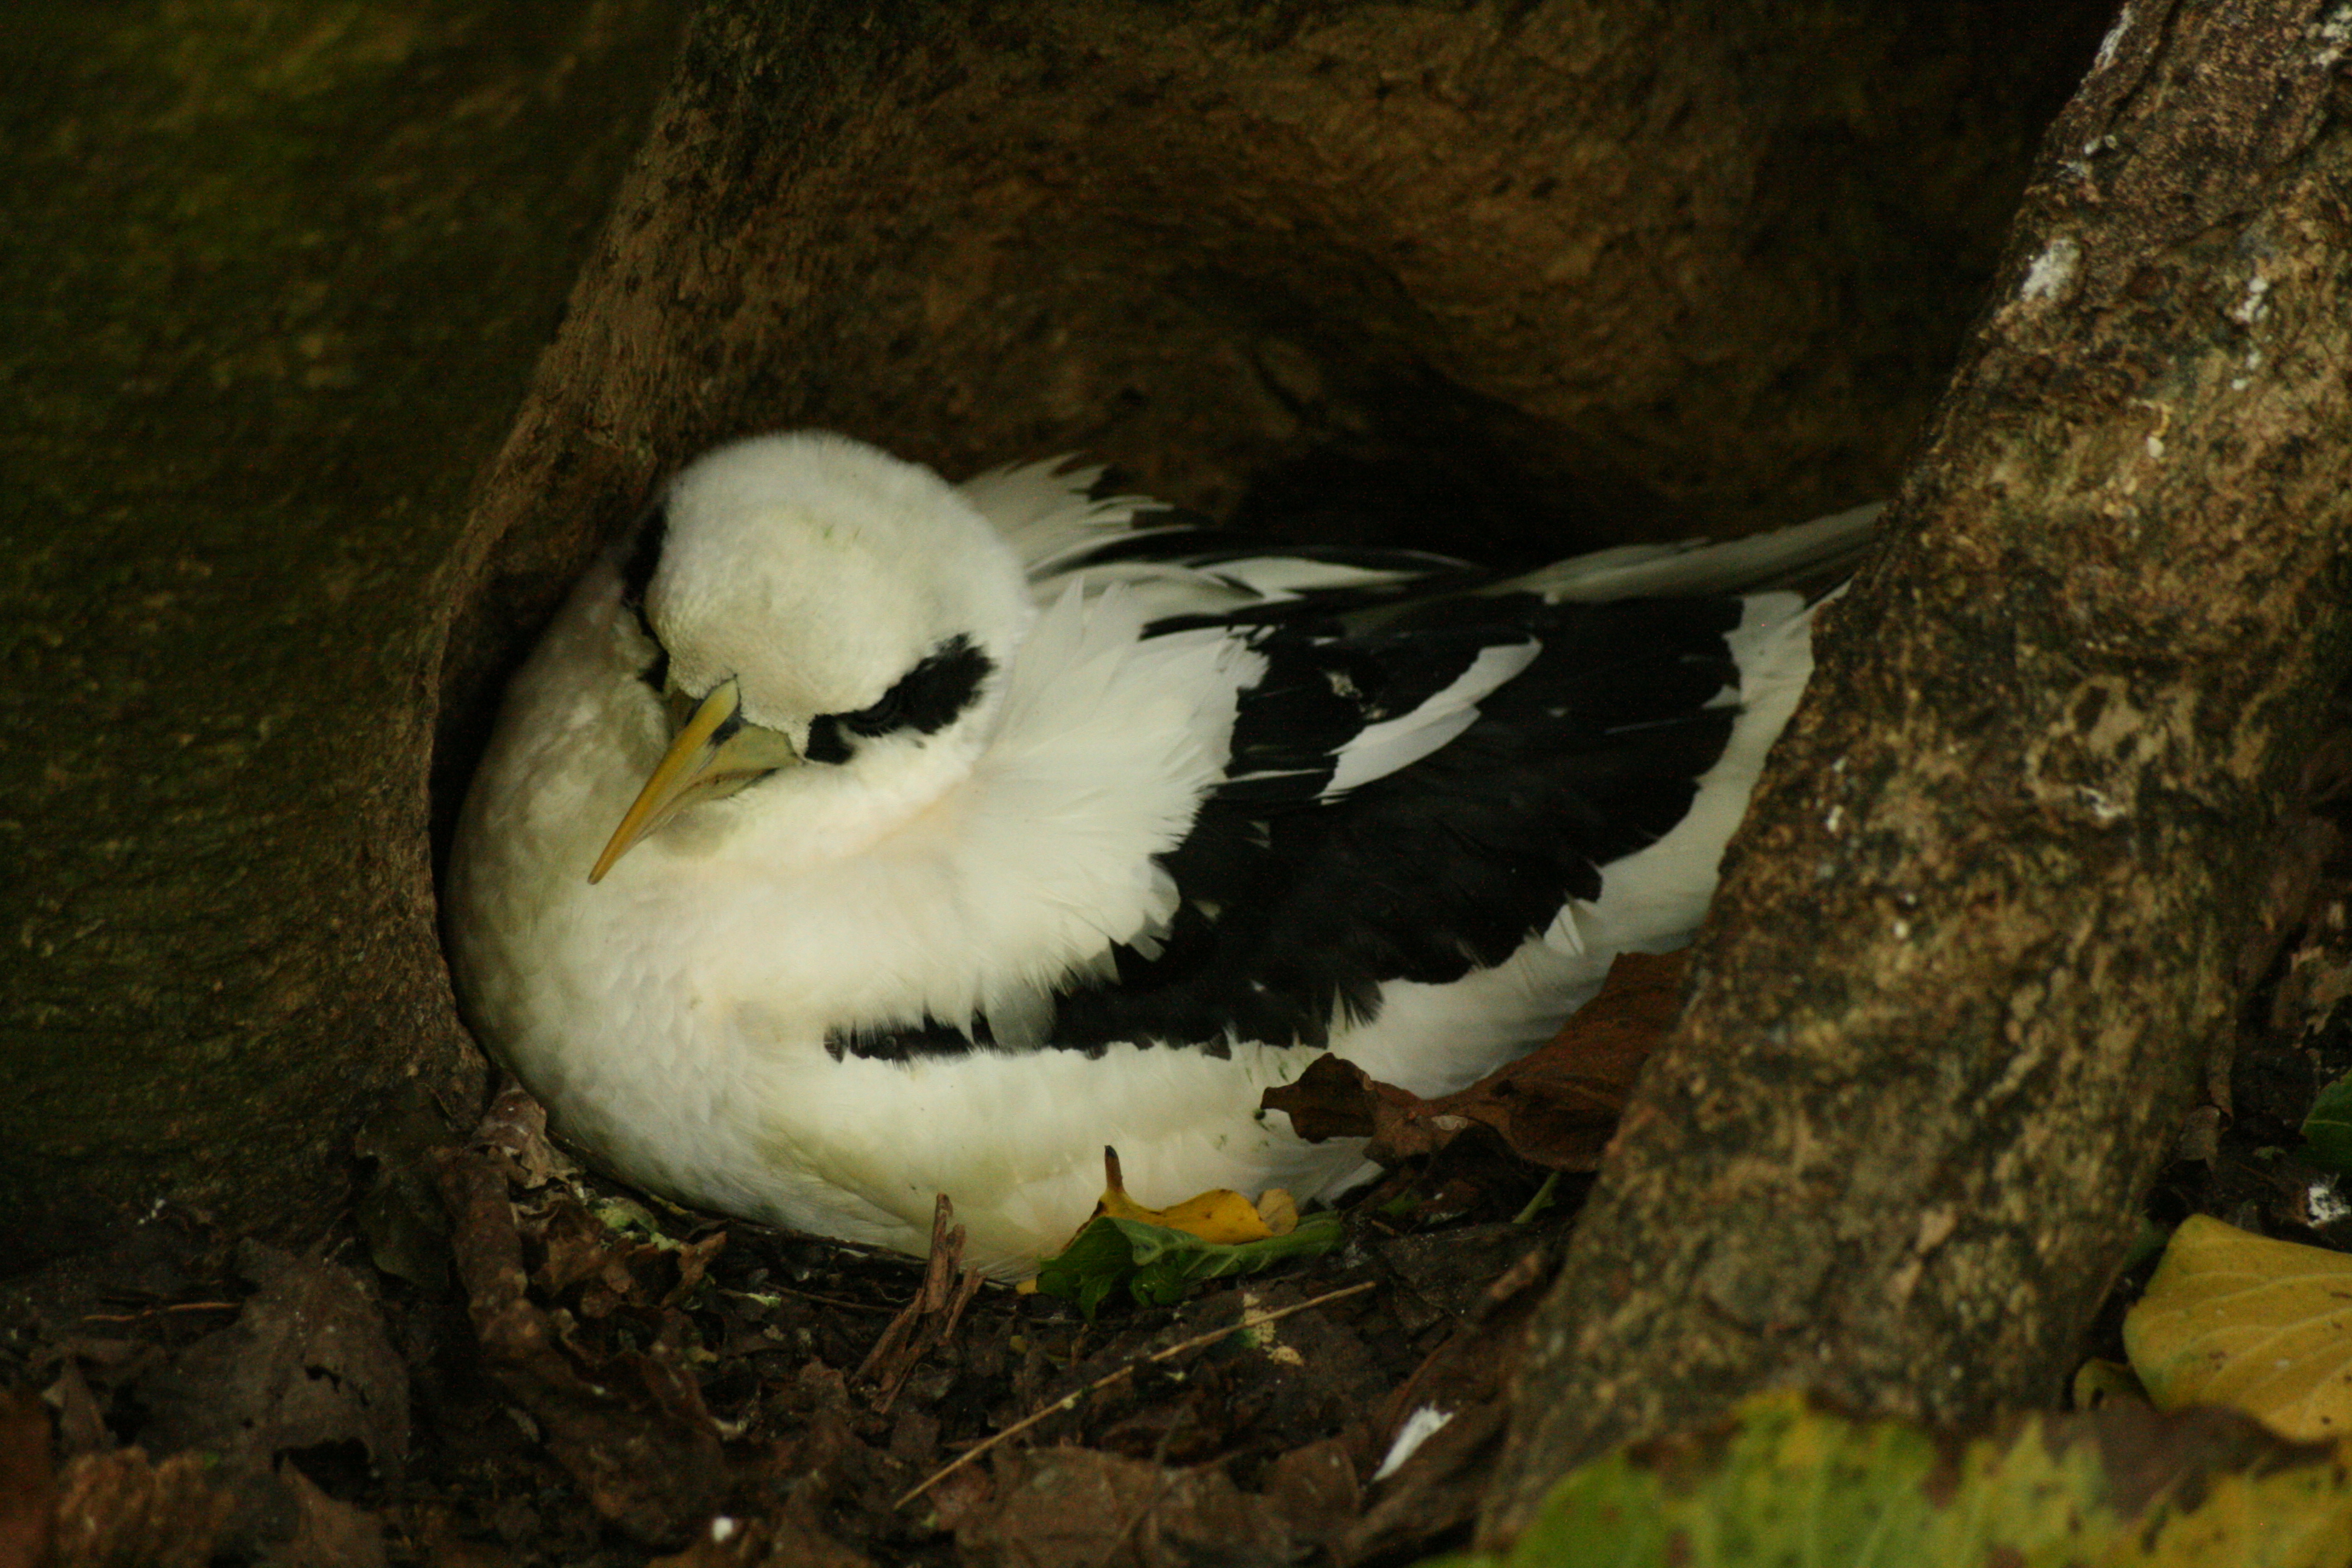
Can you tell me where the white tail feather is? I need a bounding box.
[1510,501,1882,603]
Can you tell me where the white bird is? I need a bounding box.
[446,431,1874,1278]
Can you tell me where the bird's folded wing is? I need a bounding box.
[833,483,1873,1063]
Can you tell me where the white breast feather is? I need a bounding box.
[681,580,1259,1042]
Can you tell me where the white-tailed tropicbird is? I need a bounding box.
[445,431,1875,1278]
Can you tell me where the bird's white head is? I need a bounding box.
[589,431,1034,881]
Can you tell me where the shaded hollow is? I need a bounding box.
[436,0,2116,849]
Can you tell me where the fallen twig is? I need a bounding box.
[76,1302,242,1324]
[894,1278,1377,1509]
[857,1195,984,1413]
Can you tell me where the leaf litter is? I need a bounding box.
[30,816,2352,1568]
[0,962,1635,1568]
[1263,950,1677,1172]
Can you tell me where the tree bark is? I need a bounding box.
[0,0,684,1270]
[1485,0,2352,1542]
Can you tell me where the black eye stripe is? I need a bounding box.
[838,635,993,737]
[803,714,850,765]
[803,635,996,764]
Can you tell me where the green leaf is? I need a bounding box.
[1429,1391,2352,1568]
[2300,1072,2352,1174]
[1031,1212,1345,1316]
[1032,1215,1143,1319]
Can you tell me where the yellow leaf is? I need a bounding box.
[1091,1146,1277,1245]
[2132,1462,2352,1568]
[1254,1187,1299,1236]
[2124,1214,2352,1440]
[1099,1179,1275,1244]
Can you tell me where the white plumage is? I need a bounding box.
[446,431,1874,1276]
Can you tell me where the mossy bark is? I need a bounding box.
[0,0,684,1270]
[1486,0,2352,1540]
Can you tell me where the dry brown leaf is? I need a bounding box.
[50,1449,237,1568]
[266,1460,388,1568]
[432,1145,727,1546]
[132,1244,409,1481]
[648,1509,873,1567]
[1262,949,1682,1170]
[953,1446,1293,1568]
[854,1195,983,1413]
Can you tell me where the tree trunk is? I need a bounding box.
[1485,0,2352,1542]
[0,0,685,1272]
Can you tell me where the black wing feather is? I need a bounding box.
[1048,595,1740,1053]
[834,589,1746,1062]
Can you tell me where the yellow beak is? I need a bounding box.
[589,678,797,883]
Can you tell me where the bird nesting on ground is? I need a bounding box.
[446,431,1874,1277]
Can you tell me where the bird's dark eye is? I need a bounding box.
[621,504,671,692]
[844,685,907,733]
[618,503,668,613]
[635,644,670,695]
